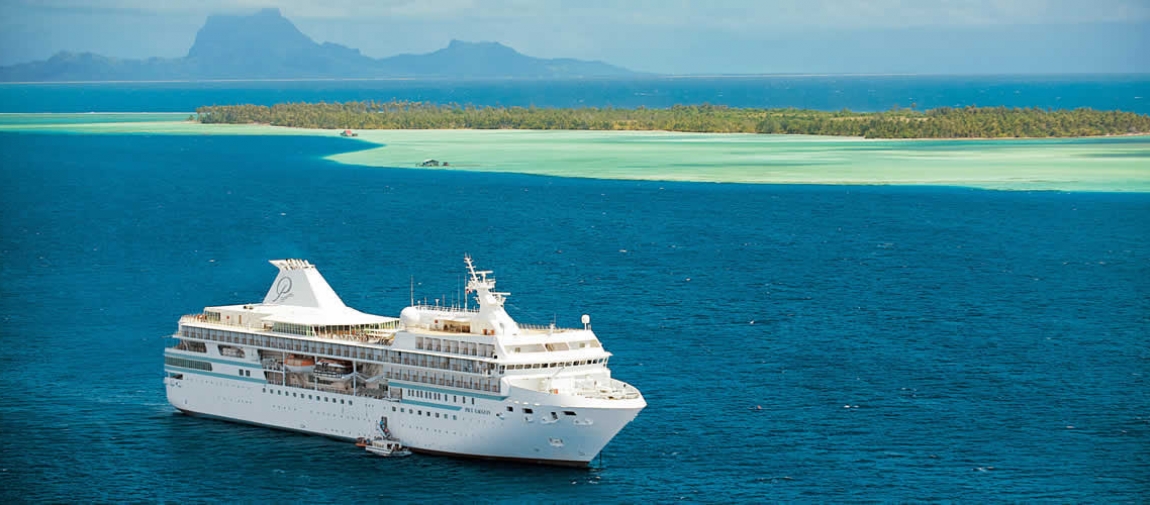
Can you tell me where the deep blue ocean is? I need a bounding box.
[1,78,1149,502]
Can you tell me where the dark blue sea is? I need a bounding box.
[1,78,1149,502]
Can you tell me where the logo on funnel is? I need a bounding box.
[271,276,294,303]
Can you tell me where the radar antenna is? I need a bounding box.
[464,255,509,307]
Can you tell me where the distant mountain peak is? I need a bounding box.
[0,10,638,81]
[187,8,312,61]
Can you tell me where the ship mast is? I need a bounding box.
[465,254,510,308]
[463,255,519,336]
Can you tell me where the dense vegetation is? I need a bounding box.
[196,101,1150,139]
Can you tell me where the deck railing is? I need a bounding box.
[411,303,480,314]
[179,313,395,345]
[574,379,641,400]
[518,323,582,333]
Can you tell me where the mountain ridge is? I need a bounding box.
[0,8,636,82]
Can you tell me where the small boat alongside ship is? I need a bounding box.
[363,437,412,457]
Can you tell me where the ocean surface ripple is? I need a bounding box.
[0,133,1147,502]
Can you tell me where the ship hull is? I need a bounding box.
[164,370,642,466]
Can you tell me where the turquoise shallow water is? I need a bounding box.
[0,132,1147,502]
[2,117,1148,192]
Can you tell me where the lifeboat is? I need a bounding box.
[284,355,316,373]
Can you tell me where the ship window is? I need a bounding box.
[340,399,345,404]
[471,398,475,405]
[417,410,422,415]
[435,413,440,418]
[506,406,513,412]
[164,356,212,372]
[427,411,431,417]
[453,395,457,403]
[564,411,576,416]
[453,415,457,420]
[551,412,558,420]
[392,407,396,412]
[523,408,533,414]
[349,401,353,406]
[324,397,329,402]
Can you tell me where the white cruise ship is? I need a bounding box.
[163,257,645,466]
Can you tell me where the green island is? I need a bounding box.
[196,101,1150,139]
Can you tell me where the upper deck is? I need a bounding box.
[170,258,639,402]
[176,257,615,368]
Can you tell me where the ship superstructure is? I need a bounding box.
[163,257,645,466]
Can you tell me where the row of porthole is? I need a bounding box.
[391,405,458,421]
[262,387,353,406]
[199,378,243,389]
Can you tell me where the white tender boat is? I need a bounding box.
[365,437,412,458]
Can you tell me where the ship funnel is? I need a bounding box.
[262,259,349,310]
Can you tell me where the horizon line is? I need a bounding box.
[2,72,1149,86]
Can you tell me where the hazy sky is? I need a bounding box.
[1,0,1147,74]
